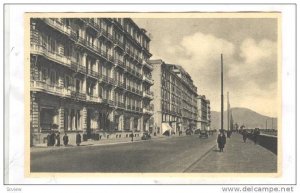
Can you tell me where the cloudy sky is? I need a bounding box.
[134,18,278,117]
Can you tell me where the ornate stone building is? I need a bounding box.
[30,18,153,145]
[149,59,198,135]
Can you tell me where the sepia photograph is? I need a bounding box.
[26,12,280,175]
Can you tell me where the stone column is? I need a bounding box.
[109,110,115,131]
[31,92,39,133]
[130,117,134,131]
[58,106,64,132]
[138,116,143,132]
[119,114,124,131]
[96,59,99,73]
[82,53,87,67]
[82,107,87,131]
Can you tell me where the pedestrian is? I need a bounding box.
[56,132,60,146]
[253,128,260,144]
[217,131,226,152]
[242,130,248,143]
[47,132,51,147]
[131,130,134,142]
[63,133,69,146]
[50,131,56,146]
[76,132,81,146]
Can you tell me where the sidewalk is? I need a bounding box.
[185,133,277,173]
[30,134,181,153]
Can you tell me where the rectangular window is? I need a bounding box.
[50,70,56,85]
[41,67,48,81]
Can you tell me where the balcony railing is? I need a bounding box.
[108,100,115,106]
[31,43,71,68]
[78,65,86,74]
[143,60,153,70]
[86,95,101,103]
[115,59,125,68]
[117,102,125,109]
[43,18,71,36]
[87,69,99,78]
[116,81,126,89]
[107,54,114,63]
[143,104,154,114]
[142,75,154,84]
[72,91,86,101]
[143,90,154,99]
[100,50,108,58]
[31,80,62,94]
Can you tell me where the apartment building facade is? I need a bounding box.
[150,60,198,135]
[196,95,211,130]
[30,18,154,145]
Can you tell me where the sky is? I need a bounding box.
[134,18,278,117]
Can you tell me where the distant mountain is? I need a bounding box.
[210,107,277,130]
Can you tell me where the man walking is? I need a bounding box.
[63,133,69,146]
[242,130,248,143]
[76,132,81,146]
[217,131,226,152]
[56,132,60,146]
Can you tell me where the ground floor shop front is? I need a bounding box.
[30,92,153,146]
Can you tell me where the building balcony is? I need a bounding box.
[31,80,63,95]
[99,74,115,85]
[143,60,153,70]
[137,57,143,64]
[30,44,72,68]
[99,50,108,59]
[87,69,99,79]
[116,81,126,89]
[108,99,115,107]
[71,91,86,101]
[143,105,154,115]
[114,59,125,69]
[42,18,71,36]
[113,38,125,50]
[143,90,154,99]
[70,60,78,71]
[86,95,101,103]
[78,65,86,74]
[117,102,126,109]
[107,54,114,63]
[98,28,113,43]
[81,18,100,31]
[142,75,154,84]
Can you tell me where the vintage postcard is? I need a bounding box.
[23,12,281,181]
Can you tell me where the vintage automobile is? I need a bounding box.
[199,130,209,138]
[141,132,151,140]
[185,129,193,135]
[194,129,201,135]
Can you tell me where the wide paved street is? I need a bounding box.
[31,135,217,172]
[185,133,277,173]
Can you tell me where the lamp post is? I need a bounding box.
[221,54,224,132]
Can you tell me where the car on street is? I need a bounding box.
[199,130,208,139]
[194,129,201,134]
[185,129,193,135]
[141,132,151,140]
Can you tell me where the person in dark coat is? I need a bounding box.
[50,131,56,146]
[130,130,134,142]
[253,128,260,144]
[56,132,60,146]
[63,133,69,146]
[76,132,81,146]
[47,133,51,147]
[242,130,248,143]
[217,131,226,152]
